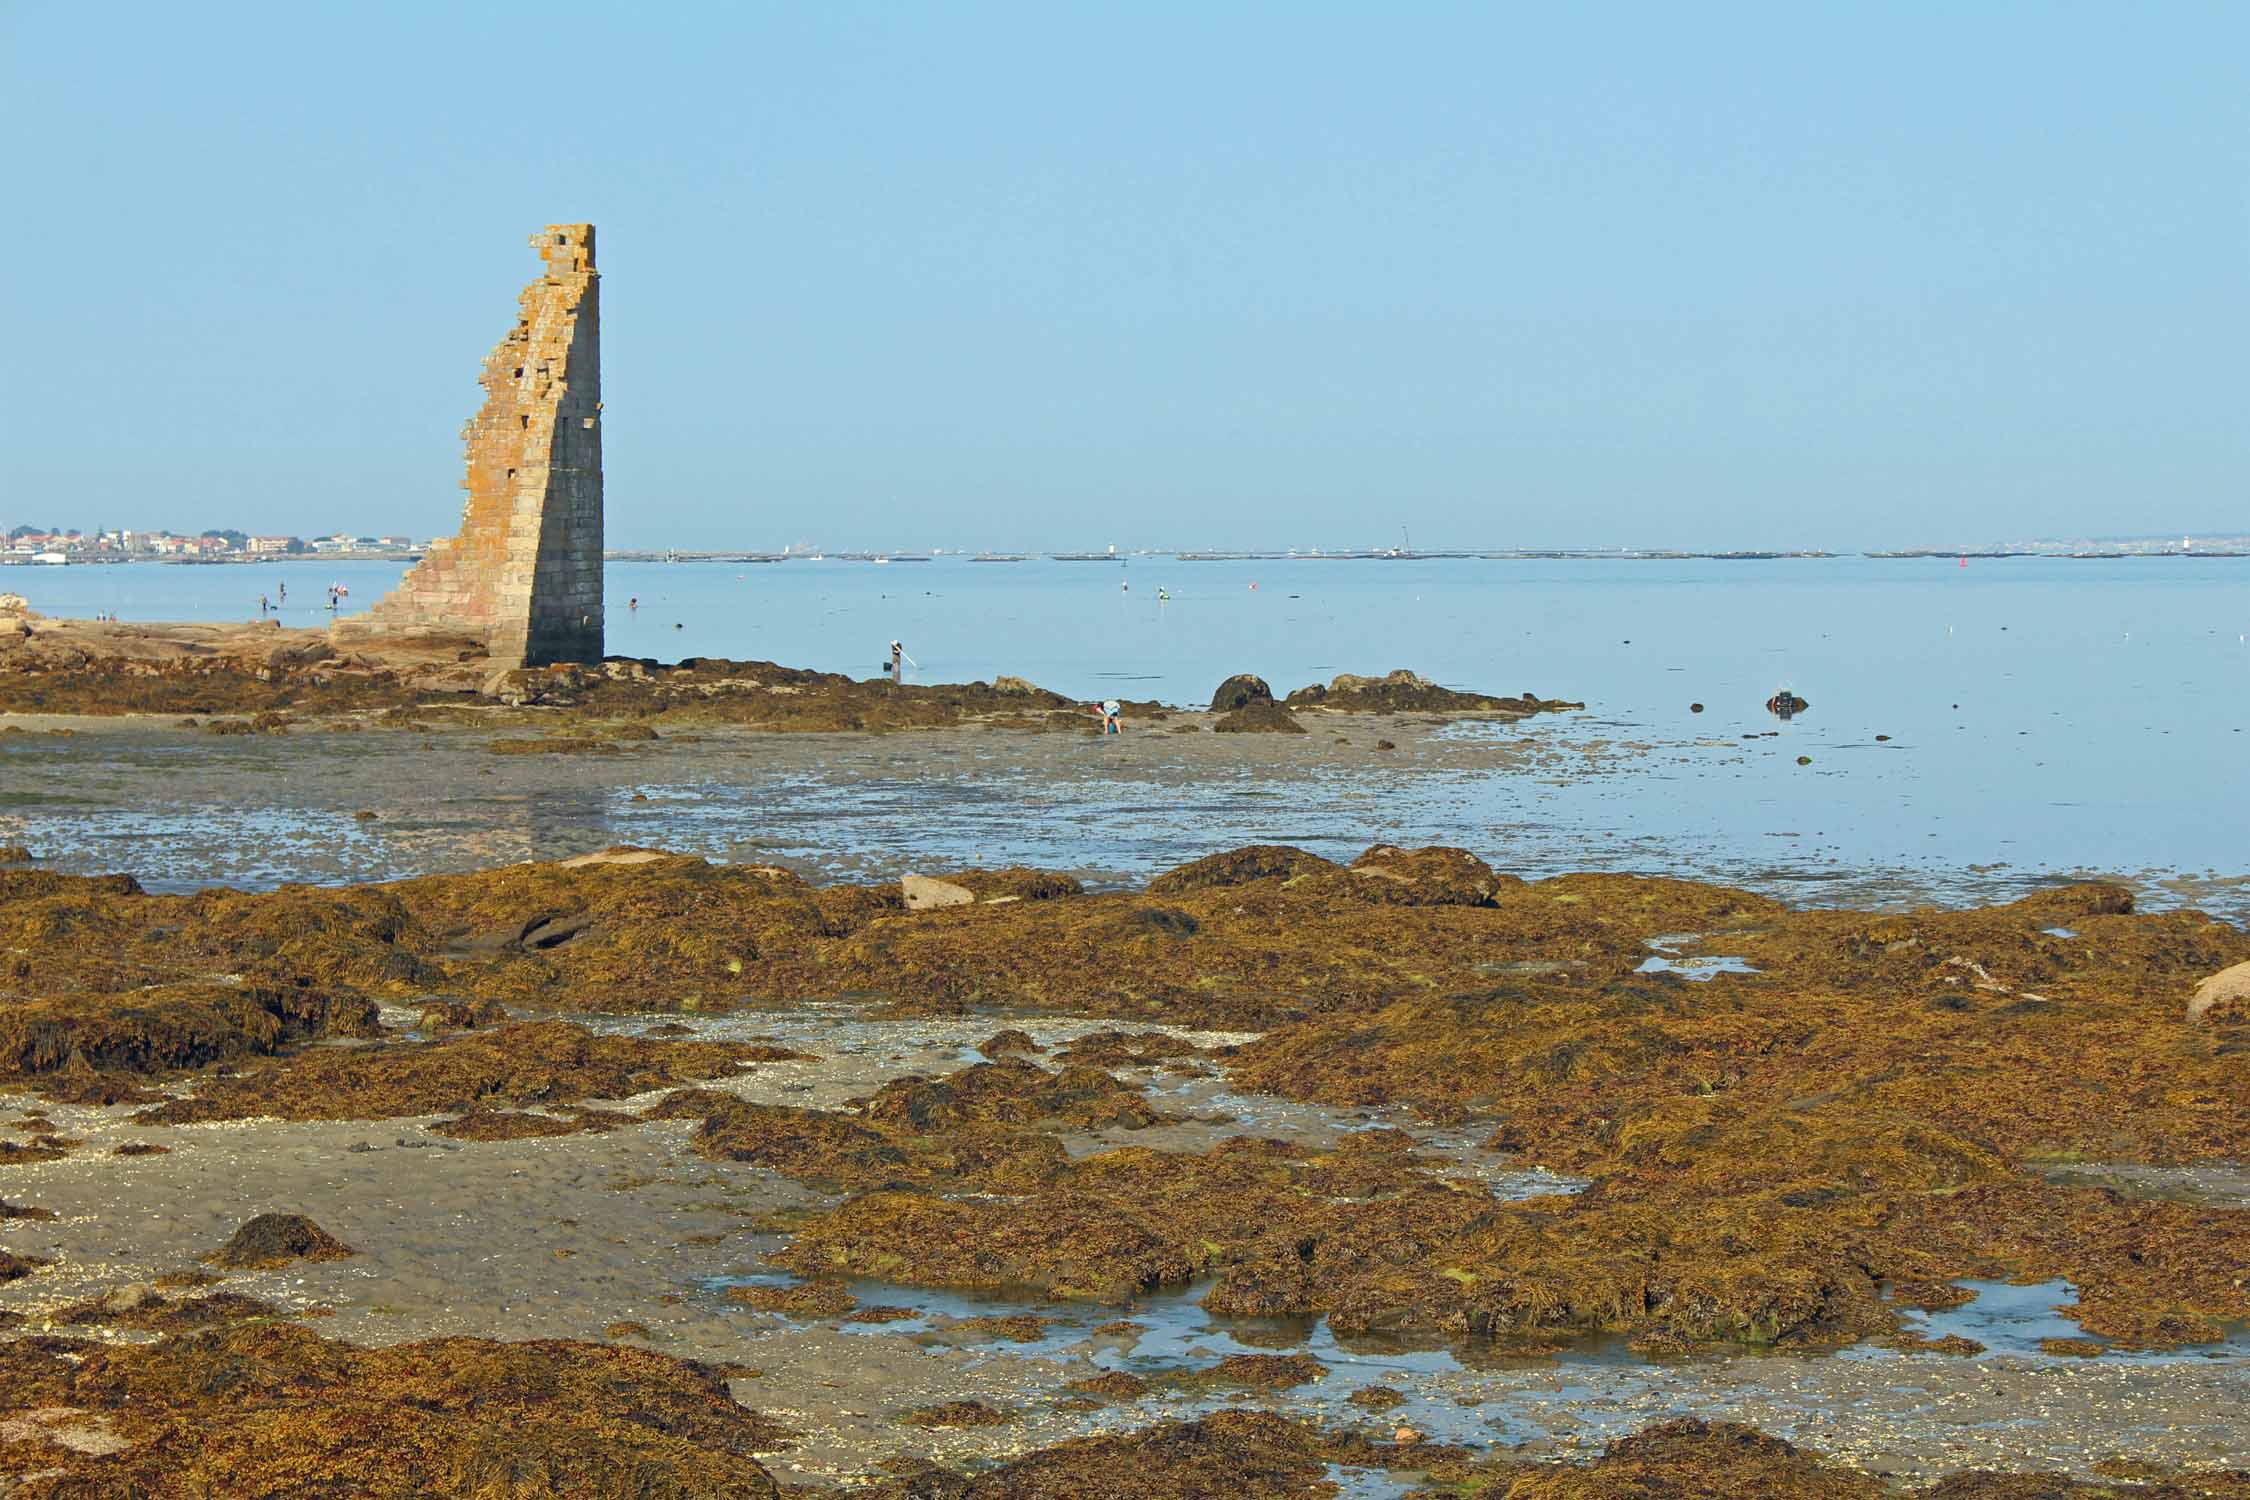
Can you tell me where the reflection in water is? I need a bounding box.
[1853,1280,2250,1364]
[4,718,2248,924]
[1634,955,1759,980]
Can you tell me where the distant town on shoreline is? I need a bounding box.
[5,523,2245,567]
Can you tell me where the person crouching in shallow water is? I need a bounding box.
[1102,699,1122,734]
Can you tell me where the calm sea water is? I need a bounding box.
[7,555,2247,915]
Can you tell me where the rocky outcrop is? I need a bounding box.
[1209,674,1274,713]
[1285,668,1580,716]
[1338,844,1506,906]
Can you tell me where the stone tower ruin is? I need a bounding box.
[339,224,603,666]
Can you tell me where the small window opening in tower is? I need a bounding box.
[514,368,523,379]
[520,415,530,428]
[554,233,567,244]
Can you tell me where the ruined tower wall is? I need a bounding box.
[339,224,603,666]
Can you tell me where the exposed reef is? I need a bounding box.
[1287,667,1584,716]
[0,618,1577,737]
[850,1412,2250,1499]
[5,845,2244,1360]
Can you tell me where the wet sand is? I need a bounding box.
[0,710,1628,891]
[14,707,2242,923]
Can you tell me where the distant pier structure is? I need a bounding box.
[339,224,603,666]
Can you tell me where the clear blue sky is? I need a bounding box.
[3,2,2243,551]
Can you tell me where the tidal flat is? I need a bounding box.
[0,833,2244,1495]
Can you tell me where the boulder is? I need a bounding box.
[98,1283,164,1315]
[1343,845,1505,907]
[1333,669,1429,694]
[902,873,977,911]
[417,998,510,1033]
[977,1029,1044,1059]
[0,594,30,617]
[266,639,336,671]
[1213,701,1306,734]
[557,847,678,870]
[481,666,529,703]
[1149,845,1338,894]
[992,676,1039,696]
[2189,960,2250,1023]
[929,868,1084,903]
[1209,674,1273,713]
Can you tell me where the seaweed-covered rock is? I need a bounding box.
[203,1213,357,1270]
[0,1248,51,1281]
[727,1280,856,1316]
[0,1323,786,1496]
[1054,1031,1209,1069]
[58,1288,286,1333]
[857,1058,1162,1133]
[976,1028,1043,1059]
[1148,845,1337,894]
[0,982,378,1082]
[1285,669,1582,717]
[129,1021,783,1126]
[863,1411,1340,1498]
[935,868,1086,904]
[1209,674,1274,713]
[1208,1352,1326,1388]
[1340,845,1505,907]
[1212,701,1306,734]
[430,1109,584,1141]
[416,997,509,1033]
[900,1399,1014,1428]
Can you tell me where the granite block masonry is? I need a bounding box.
[338,224,602,666]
